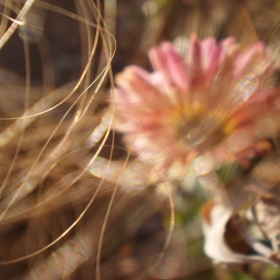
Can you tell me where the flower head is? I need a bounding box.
[113,35,279,178]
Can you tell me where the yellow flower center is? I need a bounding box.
[167,102,236,152]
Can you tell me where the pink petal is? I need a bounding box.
[115,66,165,104]
[217,37,237,65]
[148,44,174,89]
[160,41,189,91]
[187,34,203,88]
[201,37,219,86]
[234,42,265,75]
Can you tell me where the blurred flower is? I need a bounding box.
[113,35,279,178]
[202,202,279,265]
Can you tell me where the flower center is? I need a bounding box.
[169,103,235,152]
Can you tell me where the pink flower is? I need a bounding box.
[113,35,279,178]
